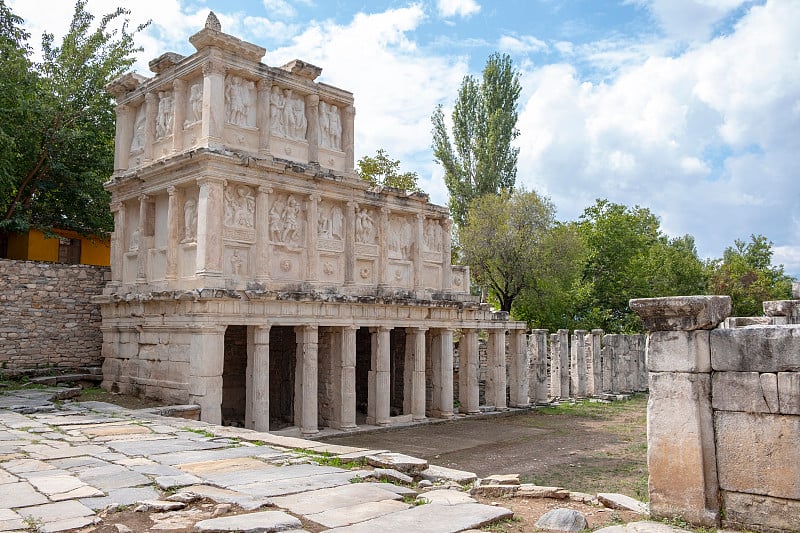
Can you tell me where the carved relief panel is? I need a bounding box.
[388,215,413,260]
[269,193,305,249]
[224,74,256,129]
[185,81,203,127]
[317,201,344,241]
[223,183,256,242]
[156,90,174,138]
[319,101,342,151]
[129,103,146,165]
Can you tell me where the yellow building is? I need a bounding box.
[4,229,110,266]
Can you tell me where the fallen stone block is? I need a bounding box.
[419,464,477,484]
[480,473,520,486]
[365,452,428,474]
[516,484,569,499]
[470,484,519,497]
[193,510,302,532]
[598,493,649,515]
[535,508,588,532]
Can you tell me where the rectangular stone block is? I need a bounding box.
[647,371,718,526]
[715,411,800,500]
[778,372,800,414]
[722,490,800,532]
[647,330,710,373]
[712,372,779,413]
[711,326,800,372]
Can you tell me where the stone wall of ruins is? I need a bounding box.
[632,295,800,532]
[0,259,108,370]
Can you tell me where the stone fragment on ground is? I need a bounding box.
[481,473,520,485]
[133,499,186,512]
[419,464,477,484]
[594,520,692,533]
[192,510,303,532]
[470,483,519,497]
[516,484,570,499]
[364,452,428,474]
[360,467,413,484]
[598,492,649,515]
[417,489,476,505]
[535,507,589,532]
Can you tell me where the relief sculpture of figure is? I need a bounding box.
[328,105,341,150]
[281,195,301,243]
[182,198,197,243]
[355,208,375,244]
[331,206,343,240]
[230,250,243,275]
[269,203,283,242]
[223,185,255,228]
[156,91,173,138]
[270,85,286,137]
[225,75,252,127]
[185,83,202,126]
[319,101,331,148]
[130,105,146,153]
[284,91,307,141]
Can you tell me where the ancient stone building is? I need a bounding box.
[97,14,527,434]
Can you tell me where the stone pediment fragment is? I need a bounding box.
[148,52,185,74]
[280,59,323,80]
[105,72,149,97]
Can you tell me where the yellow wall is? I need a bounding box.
[6,229,110,266]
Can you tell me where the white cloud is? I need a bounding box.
[629,0,750,42]
[516,0,800,268]
[437,0,481,18]
[498,35,548,54]
[261,0,297,19]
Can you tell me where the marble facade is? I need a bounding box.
[97,14,527,434]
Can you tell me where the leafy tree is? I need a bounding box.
[0,0,147,238]
[459,189,557,313]
[431,52,521,227]
[707,234,792,316]
[573,199,707,332]
[356,149,421,192]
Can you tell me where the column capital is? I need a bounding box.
[145,91,157,104]
[370,326,392,333]
[203,59,226,77]
[309,192,321,203]
[167,185,177,196]
[295,324,319,334]
[258,185,273,195]
[415,212,425,221]
[173,78,186,90]
[442,218,453,230]
[110,201,123,213]
[138,193,149,203]
[257,78,271,91]
[196,176,225,187]
[406,326,429,334]
[305,93,320,105]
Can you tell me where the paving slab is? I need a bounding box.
[324,502,513,532]
[155,473,204,490]
[0,470,17,485]
[0,508,24,531]
[76,464,151,490]
[360,482,418,497]
[79,424,153,438]
[365,452,428,474]
[594,521,691,533]
[270,483,403,515]
[0,480,49,507]
[417,489,476,505]
[149,444,280,466]
[177,456,271,477]
[305,499,410,528]
[107,437,227,457]
[193,510,302,532]
[24,443,107,460]
[419,464,477,484]
[3,458,57,474]
[24,472,104,500]
[48,456,109,471]
[80,486,161,510]
[203,463,336,488]
[234,471,356,498]
[167,484,270,511]
[14,499,95,525]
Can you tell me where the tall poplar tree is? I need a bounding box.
[431,53,521,228]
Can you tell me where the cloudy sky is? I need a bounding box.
[10,0,800,275]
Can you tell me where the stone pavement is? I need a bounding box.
[0,390,512,532]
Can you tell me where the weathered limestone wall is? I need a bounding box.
[632,295,800,532]
[0,259,109,370]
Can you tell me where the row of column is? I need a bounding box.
[188,325,527,436]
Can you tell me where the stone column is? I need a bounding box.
[570,330,587,397]
[486,329,507,409]
[172,79,186,152]
[114,104,133,172]
[529,329,549,404]
[367,326,391,426]
[343,105,355,172]
[306,193,320,280]
[630,295,731,527]
[294,325,319,435]
[601,334,614,393]
[414,213,424,291]
[195,177,224,281]
[251,325,270,432]
[508,329,529,407]
[344,202,356,285]
[257,79,271,156]
[144,92,157,161]
[587,329,603,396]
[331,326,357,429]
[429,329,455,418]
[109,202,124,285]
[458,328,480,414]
[305,93,319,164]
[201,59,225,149]
[378,208,389,287]
[557,329,570,398]
[441,219,452,291]
[135,194,149,283]
[165,187,179,280]
[405,327,427,421]
[188,326,225,425]
[549,332,561,399]
[255,186,272,282]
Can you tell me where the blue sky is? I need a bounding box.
[12,0,800,276]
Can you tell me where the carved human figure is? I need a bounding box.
[186,83,203,126]
[270,85,286,137]
[319,101,331,147]
[225,75,253,127]
[129,228,140,251]
[355,208,375,244]
[328,105,341,149]
[269,203,283,241]
[230,250,243,274]
[331,206,343,240]
[182,198,197,242]
[424,220,442,252]
[130,104,146,153]
[284,91,307,140]
[156,91,173,138]
[224,185,255,228]
[388,217,411,259]
[281,195,301,243]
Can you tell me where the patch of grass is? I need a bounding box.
[0,377,48,391]
[182,427,215,438]
[480,516,523,532]
[292,449,363,469]
[403,494,427,506]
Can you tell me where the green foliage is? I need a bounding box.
[572,199,707,332]
[707,234,792,316]
[460,189,557,313]
[431,52,521,228]
[0,0,148,237]
[357,149,421,192]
